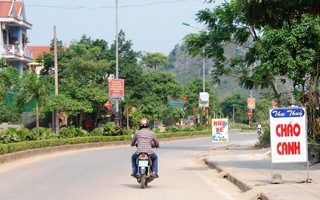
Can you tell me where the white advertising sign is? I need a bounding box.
[270,107,308,163]
[212,118,228,142]
[199,92,209,107]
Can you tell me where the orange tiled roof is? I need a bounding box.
[0,1,22,18]
[28,46,51,59]
[28,46,67,59]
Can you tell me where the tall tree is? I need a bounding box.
[236,0,320,28]
[144,71,182,100]
[139,52,169,70]
[220,93,247,124]
[0,65,19,102]
[15,72,52,137]
[257,14,320,140]
[183,78,221,117]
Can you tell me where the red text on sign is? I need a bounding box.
[213,121,226,126]
[276,123,300,137]
[215,127,223,133]
[277,142,301,155]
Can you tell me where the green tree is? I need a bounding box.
[257,14,320,139]
[139,52,169,70]
[134,71,182,125]
[145,71,182,100]
[254,98,271,123]
[182,1,268,104]
[169,108,186,126]
[15,72,52,137]
[220,94,247,124]
[236,0,320,28]
[0,65,19,102]
[0,65,20,123]
[59,53,111,128]
[183,78,221,118]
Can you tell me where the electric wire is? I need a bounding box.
[26,0,202,10]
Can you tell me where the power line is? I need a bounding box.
[26,0,200,10]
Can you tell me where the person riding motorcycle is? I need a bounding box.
[257,122,262,135]
[131,118,160,178]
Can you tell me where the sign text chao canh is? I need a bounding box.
[270,107,308,163]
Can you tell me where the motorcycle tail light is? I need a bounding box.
[139,154,148,159]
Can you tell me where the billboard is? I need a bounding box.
[199,92,209,107]
[247,98,256,109]
[212,118,229,142]
[270,107,308,163]
[109,79,124,100]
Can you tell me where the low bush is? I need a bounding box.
[0,129,211,155]
[255,126,270,147]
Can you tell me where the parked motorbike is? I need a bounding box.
[135,152,156,189]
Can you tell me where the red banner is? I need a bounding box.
[247,98,256,109]
[109,79,124,100]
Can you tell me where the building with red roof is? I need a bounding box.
[28,46,51,60]
[0,0,33,75]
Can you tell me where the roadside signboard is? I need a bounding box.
[247,98,256,109]
[199,92,209,107]
[109,79,124,100]
[270,107,308,163]
[212,118,228,143]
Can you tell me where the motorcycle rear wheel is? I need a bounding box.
[140,174,146,189]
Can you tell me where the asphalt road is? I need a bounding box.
[0,130,258,200]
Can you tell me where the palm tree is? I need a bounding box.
[15,72,51,138]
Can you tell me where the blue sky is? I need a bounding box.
[24,0,223,55]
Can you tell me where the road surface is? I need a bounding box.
[0,130,258,200]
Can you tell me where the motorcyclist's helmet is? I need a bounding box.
[139,118,149,128]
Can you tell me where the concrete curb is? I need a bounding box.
[204,159,278,200]
[205,159,252,192]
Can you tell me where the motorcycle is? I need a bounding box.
[135,152,156,189]
[132,142,158,189]
[257,127,262,135]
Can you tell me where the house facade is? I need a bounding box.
[0,0,33,75]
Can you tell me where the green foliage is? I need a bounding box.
[183,78,221,116]
[103,123,124,136]
[256,126,270,148]
[238,0,319,29]
[59,126,89,138]
[165,125,180,133]
[221,94,247,124]
[91,128,103,136]
[230,123,251,130]
[0,128,21,144]
[0,66,19,103]
[308,138,320,149]
[0,124,212,155]
[0,136,131,155]
[139,52,169,70]
[165,124,206,132]
[0,104,21,123]
[145,71,182,100]
[169,108,185,122]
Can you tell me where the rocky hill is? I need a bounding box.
[161,43,293,103]
[163,44,252,100]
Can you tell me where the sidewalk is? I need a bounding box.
[205,143,320,200]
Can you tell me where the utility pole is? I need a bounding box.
[115,0,120,127]
[54,26,59,133]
